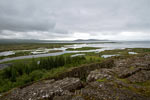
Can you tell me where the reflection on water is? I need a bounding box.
[0,41,150,63]
[101,54,120,58]
[128,52,137,54]
[0,51,15,56]
[71,54,85,57]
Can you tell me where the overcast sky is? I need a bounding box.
[0,0,150,40]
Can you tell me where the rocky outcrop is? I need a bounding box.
[50,59,115,81]
[1,78,83,100]
[87,68,114,82]
[84,55,150,100]
[1,54,150,100]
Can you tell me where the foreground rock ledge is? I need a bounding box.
[1,78,83,100]
[1,54,150,100]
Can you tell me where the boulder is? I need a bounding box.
[87,68,114,82]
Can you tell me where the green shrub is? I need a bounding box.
[29,70,44,81]
[0,55,86,93]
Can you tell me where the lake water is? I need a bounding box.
[0,41,150,63]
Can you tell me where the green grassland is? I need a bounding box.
[0,43,77,52]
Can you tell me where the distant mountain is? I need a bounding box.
[0,39,62,44]
[74,39,108,41]
[0,39,109,44]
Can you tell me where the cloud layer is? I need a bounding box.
[0,0,150,40]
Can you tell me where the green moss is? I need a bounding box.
[118,78,130,84]
[129,66,135,70]
[124,85,150,96]
[133,81,150,87]
[97,78,107,82]
[115,79,150,96]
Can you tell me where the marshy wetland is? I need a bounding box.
[0,41,150,63]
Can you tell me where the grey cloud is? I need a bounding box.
[0,0,150,40]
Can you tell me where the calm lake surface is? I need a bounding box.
[0,41,150,63]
